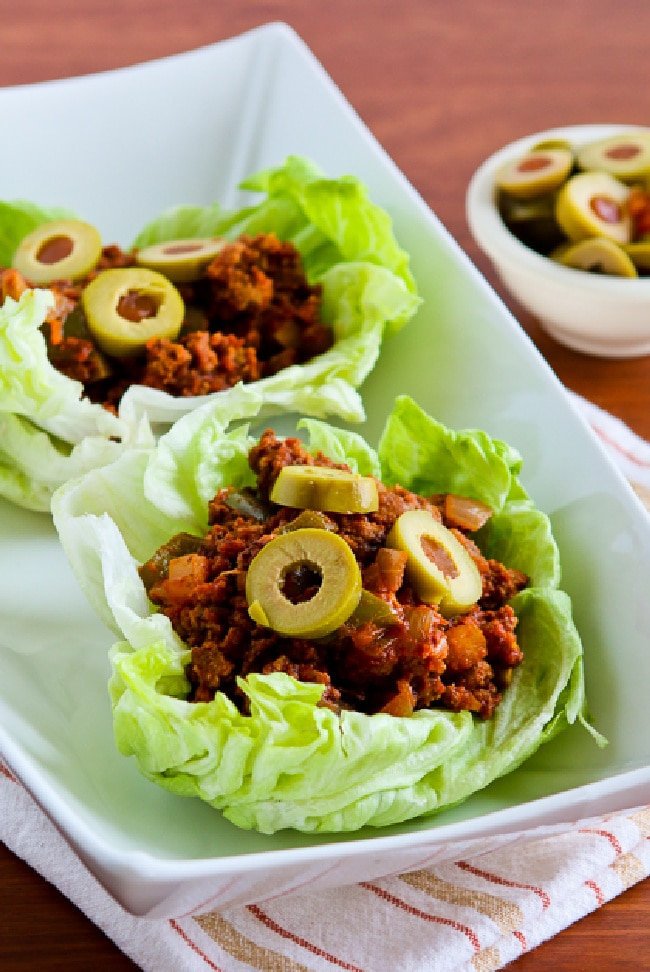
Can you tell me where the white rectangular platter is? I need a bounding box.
[2,22,650,916]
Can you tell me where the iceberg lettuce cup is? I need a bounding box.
[0,287,154,511]
[51,386,601,835]
[0,156,420,511]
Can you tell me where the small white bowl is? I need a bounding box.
[466,124,650,358]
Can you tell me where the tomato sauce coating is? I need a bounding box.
[1,233,332,411]
[139,431,528,719]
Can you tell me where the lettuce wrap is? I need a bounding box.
[0,156,420,511]
[51,385,599,834]
[0,288,154,511]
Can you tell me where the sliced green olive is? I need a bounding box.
[623,239,650,271]
[223,488,273,522]
[245,528,362,638]
[12,218,102,285]
[577,132,650,183]
[138,531,204,593]
[548,242,572,262]
[279,510,335,532]
[555,171,632,244]
[81,267,185,357]
[347,589,399,627]
[551,237,638,277]
[386,510,482,616]
[496,189,567,254]
[495,148,573,199]
[270,465,379,514]
[41,304,112,383]
[531,138,574,154]
[135,238,226,283]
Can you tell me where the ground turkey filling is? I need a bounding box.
[139,431,529,720]
[0,232,332,412]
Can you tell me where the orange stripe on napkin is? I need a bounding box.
[169,918,225,970]
[360,881,482,950]
[247,904,365,972]
[0,762,17,783]
[455,861,551,909]
[193,906,358,972]
[578,828,623,855]
[590,423,650,470]
[584,880,605,907]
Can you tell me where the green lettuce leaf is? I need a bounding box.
[0,289,151,512]
[377,396,560,588]
[0,200,77,266]
[135,156,417,308]
[0,157,420,510]
[52,392,597,834]
[124,155,422,424]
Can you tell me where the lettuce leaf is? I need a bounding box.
[134,156,417,310]
[377,397,560,588]
[52,392,597,834]
[122,155,421,427]
[0,200,76,267]
[0,289,152,512]
[0,157,420,510]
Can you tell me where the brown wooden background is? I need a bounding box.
[1,1,650,968]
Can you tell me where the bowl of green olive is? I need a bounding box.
[466,124,650,357]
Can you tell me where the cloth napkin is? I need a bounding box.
[2,392,650,972]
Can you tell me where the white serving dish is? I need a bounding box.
[2,24,650,918]
[466,123,650,358]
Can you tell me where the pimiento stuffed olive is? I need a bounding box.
[495,129,650,276]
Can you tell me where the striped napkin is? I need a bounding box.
[568,391,650,504]
[2,759,650,971]
[2,392,650,972]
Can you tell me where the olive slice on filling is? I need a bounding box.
[135,238,226,282]
[12,218,103,285]
[245,527,362,638]
[347,589,399,627]
[386,509,482,617]
[495,148,573,200]
[81,267,185,357]
[270,465,379,514]
[554,171,632,244]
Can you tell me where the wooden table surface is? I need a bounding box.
[2,1,650,969]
